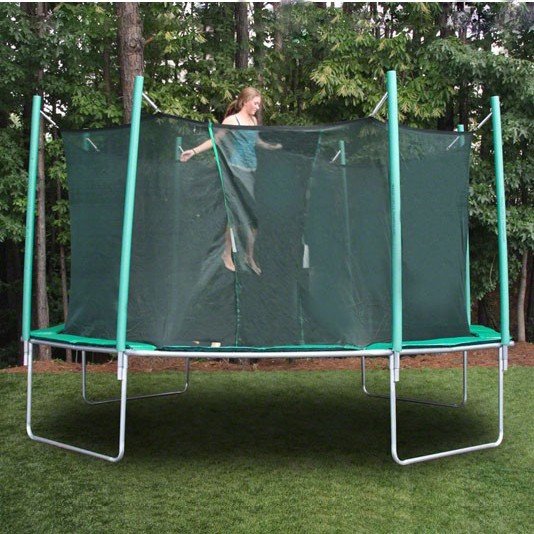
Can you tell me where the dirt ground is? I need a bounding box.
[3,342,533,374]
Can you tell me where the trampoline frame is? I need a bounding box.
[25,339,508,465]
[22,71,512,465]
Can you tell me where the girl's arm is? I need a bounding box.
[180,115,236,162]
[257,138,282,151]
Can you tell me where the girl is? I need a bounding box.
[181,88,281,273]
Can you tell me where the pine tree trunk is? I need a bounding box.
[516,250,529,342]
[273,2,284,52]
[527,255,534,342]
[253,3,266,85]
[116,2,144,124]
[103,45,112,101]
[55,181,72,363]
[59,244,71,362]
[36,119,51,360]
[235,2,249,69]
[34,2,51,361]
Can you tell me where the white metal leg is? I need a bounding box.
[361,351,468,408]
[81,351,190,405]
[26,343,128,462]
[389,347,505,465]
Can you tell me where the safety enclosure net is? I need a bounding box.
[61,115,473,349]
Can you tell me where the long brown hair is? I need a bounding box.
[224,87,263,124]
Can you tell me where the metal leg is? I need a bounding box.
[26,342,128,462]
[81,351,190,405]
[361,351,468,408]
[390,347,505,465]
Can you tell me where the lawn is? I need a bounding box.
[0,366,532,533]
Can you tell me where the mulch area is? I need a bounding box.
[3,342,533,374]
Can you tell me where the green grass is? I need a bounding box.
[1,367,532,533]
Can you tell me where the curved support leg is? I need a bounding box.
[26,343,128,462]
[82,351,190,405]
[361,351,468,408]
[390,347,504,465]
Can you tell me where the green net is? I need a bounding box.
[61,115,472,349]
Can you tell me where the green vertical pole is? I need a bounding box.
[116,76,144,362]
[386,70,403,367]
[490,96,510,346]
[22,95,42,344]
[457,124,471,326]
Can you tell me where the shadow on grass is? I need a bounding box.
[27,371,501,466]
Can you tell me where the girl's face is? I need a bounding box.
[243,96,261,116]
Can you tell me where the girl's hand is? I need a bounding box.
[180,149,195,162]
[268,142,282,150]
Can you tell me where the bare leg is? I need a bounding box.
[222,227,236,272]
[246,227,261,275]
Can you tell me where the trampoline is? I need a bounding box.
[23,71,511,465]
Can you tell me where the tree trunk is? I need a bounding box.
[527,254,534,342]
[253,3,266,85]
[36,120,51,360]
[34,2,51,361]
[55,181,72,363]
[273,2,284,52]
[342,3,356,15]
[439,3,454,38]
[516,250,529,342]
[59,244,71,362]
[234,2,249,69]
[116,2,144,124]
[436,3,455,130]
[477,294,490,326]
[103,44,112,100]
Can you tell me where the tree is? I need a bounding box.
[116,2,144,123]
[234,2,249,69]
[26,2,51,361]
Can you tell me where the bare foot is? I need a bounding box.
[246,256,262,275]
[221,252,236,272]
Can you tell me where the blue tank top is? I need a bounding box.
[227,117,259,171]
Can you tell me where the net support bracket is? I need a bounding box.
[476,111,492,131]
[371,92,388,118]
[142,91,161,113]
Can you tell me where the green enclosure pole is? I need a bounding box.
[490,96,510,347]
[22,95,42,356]
[386,70,402,379]
[116,75,144,376]
[457,124,471,326]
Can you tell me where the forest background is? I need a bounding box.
[0,1,532,366]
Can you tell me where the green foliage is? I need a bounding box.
[0,126,28,243]
[0,2,532,358]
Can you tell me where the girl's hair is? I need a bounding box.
[224,87,263,124]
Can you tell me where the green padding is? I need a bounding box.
[31,324,501,353]
[162,325,501,352]
[30,324,156,351]
[366,325,502,350]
